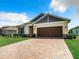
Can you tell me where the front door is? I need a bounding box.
[29,26,33,37]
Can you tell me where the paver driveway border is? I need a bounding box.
[0,38,73,59]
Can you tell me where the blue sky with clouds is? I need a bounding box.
[0,0,79,29]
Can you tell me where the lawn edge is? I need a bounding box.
[64,40,74,59]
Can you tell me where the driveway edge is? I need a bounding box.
[64,40,73,59]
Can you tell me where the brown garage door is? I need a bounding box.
[37,26,62,37]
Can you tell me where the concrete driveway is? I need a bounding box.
[0,38,73,59]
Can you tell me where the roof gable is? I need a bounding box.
[30,13,45,22]
[30,13,70,24]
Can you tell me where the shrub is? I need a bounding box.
[13,34,29,38]
[1,34,36,38]
[64,34,76,39]
[20,34,28,37]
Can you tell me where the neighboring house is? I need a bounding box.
[0,27,2,35]
[69,26,79,35]
[1,26,18,35]
[23,13,70,37]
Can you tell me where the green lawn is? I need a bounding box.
[0,36,28,47]
[65,36,79,59]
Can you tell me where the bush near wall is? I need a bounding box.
[13,34,36,38]
[64,34,76,39]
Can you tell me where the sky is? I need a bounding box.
[0,0,79,29]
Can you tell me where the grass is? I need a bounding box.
[0,36,28,47]
[65,36,79,59]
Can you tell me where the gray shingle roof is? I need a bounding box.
[30,13,71,23]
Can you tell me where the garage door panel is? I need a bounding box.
[37,26,62,37]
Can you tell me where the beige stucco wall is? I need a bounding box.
[33,21,68,36]
[24,25,29,34]
[24,24,33,34]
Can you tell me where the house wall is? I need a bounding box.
[24,25,29,34]
[69,28,79,35]
[24,24,33,34]
[3,30,17,35]
[77,28,79,34]
[72,29,77,34]
[33,21,68,36]
[2,26,18,35]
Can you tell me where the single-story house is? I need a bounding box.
[1,26,18,35]
[0,13,70,37]
[69,26,79,35]
[23,13,70,37]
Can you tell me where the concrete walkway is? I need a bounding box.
[0,38,73,59]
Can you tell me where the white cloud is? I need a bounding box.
[50,0,79,29]
[50,0,79,13]
[50,0,67,12]
[0,12,29,27]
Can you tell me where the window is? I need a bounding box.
[18,27,24,34]
[76,29,78,34]
[71,30,73,33]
